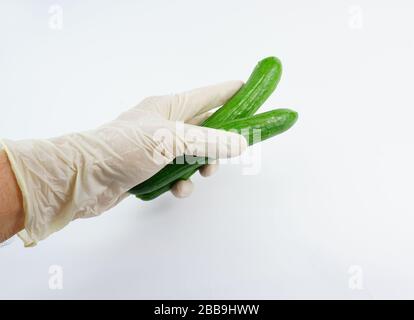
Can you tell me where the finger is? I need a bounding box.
[186,111,213,125]
[199,163,219,177]
[167,80,243,121]
[176,123,248,159]
[171,179,194,198]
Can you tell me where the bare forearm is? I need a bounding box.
[0,150,24,242]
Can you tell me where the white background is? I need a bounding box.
[0,0,413,299]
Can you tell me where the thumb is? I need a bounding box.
[176,123,248,160]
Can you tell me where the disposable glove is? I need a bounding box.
[1,81,247,246]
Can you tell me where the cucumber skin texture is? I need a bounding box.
[138,183,175,201]
[132,109,298,199]
[129,57,282,198]
[202,56,282,128]
[220,109,298,142]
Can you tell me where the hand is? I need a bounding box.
[0,150,24,243]
[1,81,247,246]
[170,111,220,198]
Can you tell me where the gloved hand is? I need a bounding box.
[1,81,247,246]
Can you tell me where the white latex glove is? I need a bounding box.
[1,81,247,246]
[171,112,220,198]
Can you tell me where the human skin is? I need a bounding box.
[0,150,24,242]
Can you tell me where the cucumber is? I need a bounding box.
[129,57,283,198]
[138,184,173,201]
[202,56,282,127]
[132,109,298,200]
[220,109,298,142]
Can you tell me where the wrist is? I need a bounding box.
[0,150,24,242]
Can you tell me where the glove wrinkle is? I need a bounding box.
[1,81,245,246]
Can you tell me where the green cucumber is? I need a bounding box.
[202,56,282,127]
[129,57,282,198]
[133,109,298,200]
[138,184,174,201]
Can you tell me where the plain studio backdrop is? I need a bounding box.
[0,0,413,299]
